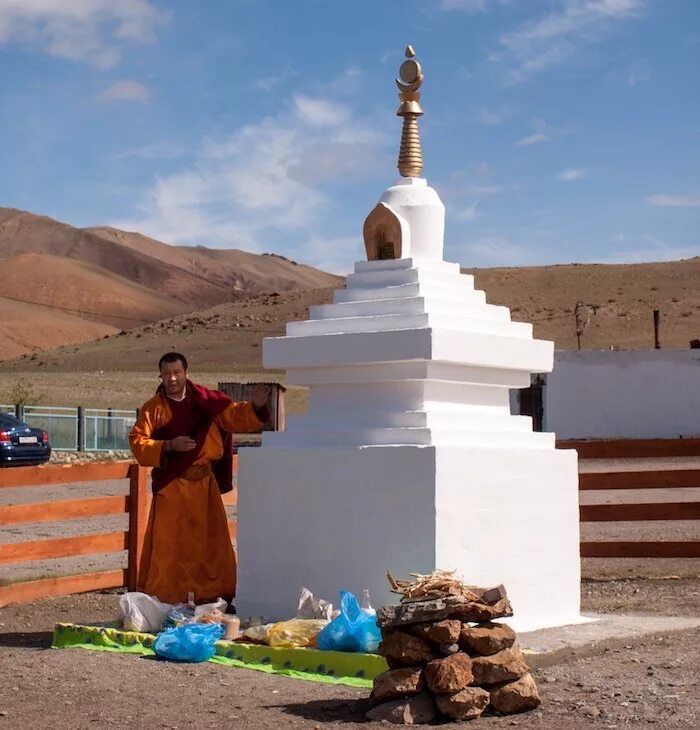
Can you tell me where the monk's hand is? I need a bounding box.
[167,436,196,452]
[251,383,271,408]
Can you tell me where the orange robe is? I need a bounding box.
[129,392,264,604]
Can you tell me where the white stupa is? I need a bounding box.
[237,47,583,632]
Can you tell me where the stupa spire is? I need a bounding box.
[396,45,424,178]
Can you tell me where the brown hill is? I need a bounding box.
[1,258,698,379]
[0,208,341,309]
[0,296,117,362]
[466,258,700,350]
[87,226,344,294]
[0,207,343,359]
[0,289,332,373]
[0,253,188,328]
[0,208,221,307]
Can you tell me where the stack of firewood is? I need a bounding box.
[366,572,541,724]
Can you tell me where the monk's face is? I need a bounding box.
[160,360,187,399]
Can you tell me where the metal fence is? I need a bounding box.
[24,405,80,450]
[0,404,137,451]
[83,408,136,451]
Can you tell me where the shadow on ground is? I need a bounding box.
[0,631,53,649]
[279,697,371,724]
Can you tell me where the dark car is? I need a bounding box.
[0,413,51,467]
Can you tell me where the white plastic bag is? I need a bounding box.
[194,597,228,621]
[296,586,333,621]
[241,623,275,644]
[119,592,172,633]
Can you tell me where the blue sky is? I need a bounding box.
[0,0,698,273]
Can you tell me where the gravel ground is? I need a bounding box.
[0,580,698,729]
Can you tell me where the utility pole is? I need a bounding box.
[574,301,598,350]
[653,309,661,349]
[574,301,588,350]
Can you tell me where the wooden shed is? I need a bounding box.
[217,381,286,447]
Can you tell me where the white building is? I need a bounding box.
[512,349,700,440]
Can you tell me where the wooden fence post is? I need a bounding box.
[127,464,149,591]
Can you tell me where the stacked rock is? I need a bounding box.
[366,592,541,724]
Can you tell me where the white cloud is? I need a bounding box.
[466,236,534,265]
[0,0,163,68]
[646,194,700,208]
[455,201,480,222]
[605,235,700,263]
[627,69,650,87]
[557,167,589,182]
[476,105,514,126]
[440,0,512,12]
[299,235,362,275]
[254,66,297,92]
[516,132,549,146]
[293,94,350,127]
[497,0,646,81]
[467,185,505,195]
[112,85,390,272]
[441,165,519,227]
[112,141,185,162]
[98,79,150,102]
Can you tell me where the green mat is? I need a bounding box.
[52,623,387,688]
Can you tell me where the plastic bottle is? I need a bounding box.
[222,615,241,640]
[361,589,376,616]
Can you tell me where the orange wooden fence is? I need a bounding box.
[559,438,700,559]
[559,437,700,459]
[0,458,238,608]
[1,443,698,606]
[577,469,700,558]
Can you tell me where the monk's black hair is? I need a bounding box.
[158,352,188,371]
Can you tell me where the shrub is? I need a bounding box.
[3,377,46,406]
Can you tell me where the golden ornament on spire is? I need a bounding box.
[395,45,424,178]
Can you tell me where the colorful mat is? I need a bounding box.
[52,623,387,688]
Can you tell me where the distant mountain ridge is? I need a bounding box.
[0,207,343,359]
[1,206,699,367]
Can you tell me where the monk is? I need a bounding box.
[129,352,270,605]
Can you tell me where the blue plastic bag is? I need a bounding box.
[153,623,224,662]
[316,591,382,653]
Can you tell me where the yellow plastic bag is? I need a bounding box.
[266,619,329,648]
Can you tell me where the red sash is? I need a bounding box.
[151,381,234,495]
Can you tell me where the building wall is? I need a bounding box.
[541,349,700,440]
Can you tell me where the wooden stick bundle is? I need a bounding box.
[386,569,483,603]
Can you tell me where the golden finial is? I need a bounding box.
[395,45,424,178]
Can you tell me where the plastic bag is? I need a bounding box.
[266,619,329,648]
[296,587,333,621]
[240,623,275,644]
[153,623,224,662]
[165,597,227,628]
[165,603,196,628]
[118,592,172,633]
[194,598,227,624]
[195,598,227,619]
[316,591,382,653]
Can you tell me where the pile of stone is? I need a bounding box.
[367,586,541,724]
